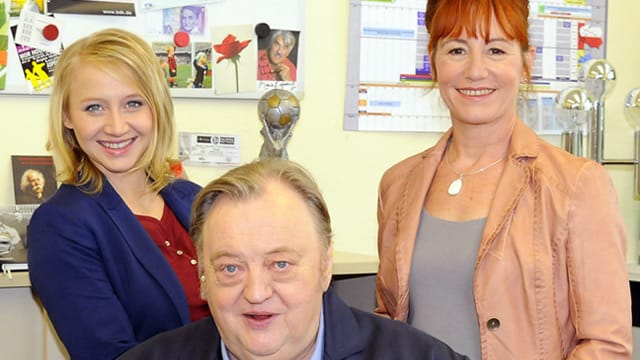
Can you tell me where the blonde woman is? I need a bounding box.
[28,28,208,359]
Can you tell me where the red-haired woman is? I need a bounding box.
[374,0,631,358]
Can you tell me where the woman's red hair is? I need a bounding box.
[426,0,531,80]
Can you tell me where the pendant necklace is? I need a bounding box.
[445,150,506,196]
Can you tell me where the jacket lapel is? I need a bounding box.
[393,132,450,312]
[94,180,190,323]
[396,133,450,247]
[478,120,538,261]
[322,289,364,359]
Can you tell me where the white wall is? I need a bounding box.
[1,0,639,261]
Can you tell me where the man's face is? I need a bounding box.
[201,180,332,360]
[181,8,198,32]
[268,35,293,65]
[27,174,44,195]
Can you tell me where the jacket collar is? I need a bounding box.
[322,288,365,358]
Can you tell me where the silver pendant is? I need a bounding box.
[448,177,462,196]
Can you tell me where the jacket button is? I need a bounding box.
[487,318,500,331]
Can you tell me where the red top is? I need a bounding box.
[257,49,297,81]
[136,204,209,322]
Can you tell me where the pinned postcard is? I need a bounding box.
[10,25,59,92]
[212,24,256,95]
[256,28,300,92]
[154,40,213,89]
[14,10,63,54]
[179,132,240,167]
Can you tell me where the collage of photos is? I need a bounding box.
[4,0,301,96]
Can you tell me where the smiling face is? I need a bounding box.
[201,180,332,360]
[268,35,293,65]
[433,15,533,127]
[62,62,153,182]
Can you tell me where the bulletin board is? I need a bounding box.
[343,0,608,134]
[0,0,305,99]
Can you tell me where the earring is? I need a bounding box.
[200,275,206,282]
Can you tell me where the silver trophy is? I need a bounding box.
[257,89,301,159]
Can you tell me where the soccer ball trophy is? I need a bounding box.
[257,89,301,159]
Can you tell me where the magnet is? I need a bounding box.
[174,31,190,47]
[255,23,271,38]
[42,24,59,41]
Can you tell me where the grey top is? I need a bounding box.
[408,210,485,360]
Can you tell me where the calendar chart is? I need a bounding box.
[344,0,608,134]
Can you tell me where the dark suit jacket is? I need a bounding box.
[28,179,201,360]
[118,288,469,360]
[15,190,46,204]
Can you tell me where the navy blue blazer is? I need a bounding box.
[28,179,202,360]
[118,288,469,360]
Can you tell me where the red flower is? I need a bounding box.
[213,34,252,93]
[213,34,251,64]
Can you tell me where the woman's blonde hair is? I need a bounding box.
[47,28,177,193]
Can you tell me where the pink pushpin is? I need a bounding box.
[173,31,190,48]
[42,24,59,41]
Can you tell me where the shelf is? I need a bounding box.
[0,271,30,288]
[628,263,640,282]
[332,250,378,276]
[0,251,378,290]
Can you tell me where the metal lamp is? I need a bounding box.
[578,58,616,162]
[555,59,640,199]
[624,87,640,198]
[554,86,594,157]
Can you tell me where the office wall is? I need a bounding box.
[0,0,639,260]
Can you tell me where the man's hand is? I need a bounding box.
[275,64,292,81]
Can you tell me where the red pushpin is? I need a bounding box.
[173,31,190,48]
[42,24,59,41]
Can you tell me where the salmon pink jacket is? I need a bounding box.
[375,120,632,359]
